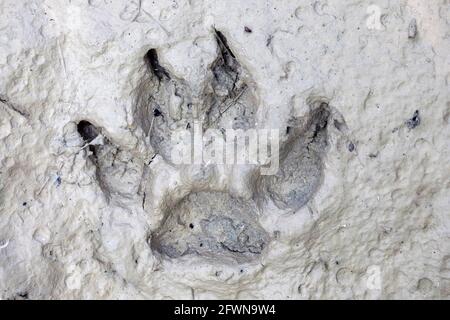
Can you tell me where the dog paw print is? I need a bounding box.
[69,29,339,263]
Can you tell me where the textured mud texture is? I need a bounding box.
[152,191,267,262]
[0,0,449,300]
[90,143,144,202]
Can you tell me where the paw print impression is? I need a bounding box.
[70,29,345,266]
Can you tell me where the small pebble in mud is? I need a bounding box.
[406,110,420,129]
[244,26,252,33]
[408,18,418,39]
[348,142,355,152]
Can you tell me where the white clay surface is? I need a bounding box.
[0,0,449,299]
